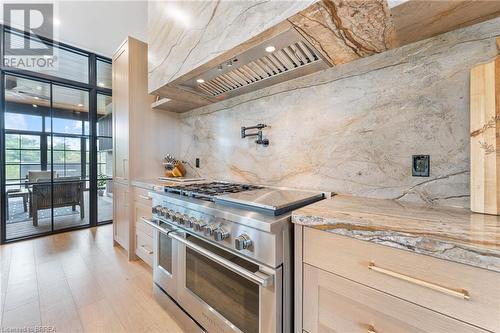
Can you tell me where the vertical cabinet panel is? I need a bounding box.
[113,181,129,249]
[112,45,130,182]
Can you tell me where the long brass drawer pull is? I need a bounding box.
[368,262,470,300]
[138,194,152,201]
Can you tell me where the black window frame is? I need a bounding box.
[0,24,113,243]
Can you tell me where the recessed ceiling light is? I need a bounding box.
[34,96,39,100]
[265,46,276,53]
[196,79,205,83]
[32,104,38,108]
[78,103,84,107]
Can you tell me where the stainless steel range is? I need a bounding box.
[141,181,325,333]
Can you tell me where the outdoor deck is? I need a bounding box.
[5,192,112,240]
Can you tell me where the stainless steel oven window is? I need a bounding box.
[185,235,259,333]
[158,222,173,274]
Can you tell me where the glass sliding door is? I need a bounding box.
[51,85,90,230]
[2,75,93,240]
[4,75,52,239]
[0,26,113,243]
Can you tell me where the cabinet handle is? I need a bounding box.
[368,262,470,300]
[138,194,152,201]
[122,159,127,177]
[140,244,153,255]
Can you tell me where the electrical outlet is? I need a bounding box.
[195,158,200,168]
[412,155,430,177]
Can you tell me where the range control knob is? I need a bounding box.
[159,207,168,217]
[203,224,218,236]
[234,234,253,250]
[180,214,189,225]
[186,217,197,228]
[193,221,206,232]
[172,212,182,223]
[214,228,230,242]
[152,205,161,214]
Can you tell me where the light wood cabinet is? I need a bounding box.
[113,182,129,250]
[303,264,486,333]
[295,225,497,333]
[111,37,149,259]
[302,227,500,332]
[112,43,130,182]
[111,35,180,260]
[133,187,153,267]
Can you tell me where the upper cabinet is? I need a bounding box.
[148,0,500,113]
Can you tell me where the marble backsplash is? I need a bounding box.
[176,18,500,208]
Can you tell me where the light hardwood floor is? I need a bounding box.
[0,224,186,332]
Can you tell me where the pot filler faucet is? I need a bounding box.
[241,123,269,146]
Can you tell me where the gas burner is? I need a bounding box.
[164,181,263,201]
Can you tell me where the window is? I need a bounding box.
[4,29,90,83]
[49,136,87,178]
[97,59,112,89]
[52,85,89,135]
[5,134,42,183]
[1,26,112,242]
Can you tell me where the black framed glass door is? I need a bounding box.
[2,74,94,240]
[0,25,113,243]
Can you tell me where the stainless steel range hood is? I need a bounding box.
[176,28,331,100]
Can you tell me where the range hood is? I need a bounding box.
[176,28,331,100]
[151,0,395,113]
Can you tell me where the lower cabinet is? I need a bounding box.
[303,264,486,333]
[133,187,153,267]
[296,226,497,333]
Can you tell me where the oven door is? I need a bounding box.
[169,231,281,333]
[142,217,178,299]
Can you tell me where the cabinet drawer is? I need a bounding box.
[133,187,153,206]
[135,202,153,237]
[303,264,486,333]
[135,230,153,267]
[303,227,500,332]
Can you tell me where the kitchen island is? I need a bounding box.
[292,195,500,272]
[292,195,500,333]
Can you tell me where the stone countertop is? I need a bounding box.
[292,195,500,273]
[130,179,169,191]
[131,178,207,191]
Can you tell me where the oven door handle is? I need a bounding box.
[141,217,171,236]
[168,231,274,288]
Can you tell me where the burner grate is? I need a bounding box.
[164,182,262,201]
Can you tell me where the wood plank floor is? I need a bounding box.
[0,224,187,332]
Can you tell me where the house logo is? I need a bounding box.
[3,3,57,70]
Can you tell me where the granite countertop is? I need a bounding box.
[292,195,500,273]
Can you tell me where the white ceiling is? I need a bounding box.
[0,0,148,58]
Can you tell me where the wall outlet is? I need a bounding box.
[195,158,200,168]
[412,155,430,177]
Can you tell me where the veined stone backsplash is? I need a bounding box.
[177,18,500,208]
